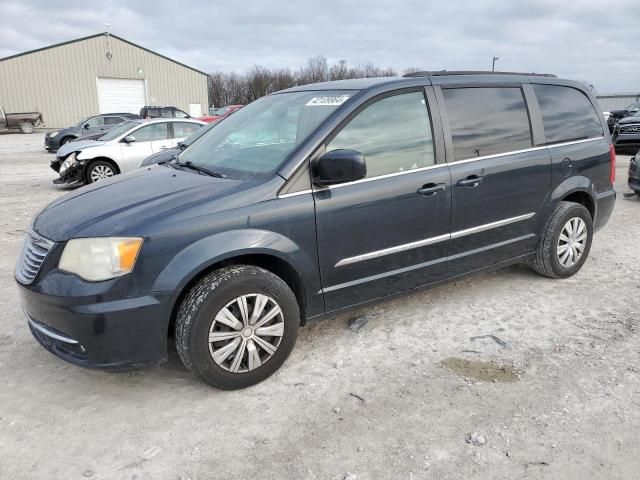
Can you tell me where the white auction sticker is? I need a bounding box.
[305,95,350,106]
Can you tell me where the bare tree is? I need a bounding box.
[208,57,399,107]
[329,60,349,80]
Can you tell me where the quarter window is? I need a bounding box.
[175,110,189,118]
[443,87,532,161]
[327,91,434,179]
[133,123,169,142]
[533,84,603,143]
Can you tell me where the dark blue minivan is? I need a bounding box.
[16,72,616,389]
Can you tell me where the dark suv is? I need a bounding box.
[44,113,141,152]
[16,72,616,389]
[139,106,190,119]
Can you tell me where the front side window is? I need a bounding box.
[179,90,352,178]
[533,84,603,144]
[100,121,141,141]
[133,123,169,142]
[327,91,434,178]
[85,117,104,128]
[173,122,202,138]
[443,87,532,161]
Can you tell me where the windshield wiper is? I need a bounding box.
[174,159,224,178]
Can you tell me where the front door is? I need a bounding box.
[313,89,451,312]
[438,85,552,276]
[83,116,107,135]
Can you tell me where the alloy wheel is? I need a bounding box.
[90,165,114,182]
[557,217,587,268]
[208,294,284,373]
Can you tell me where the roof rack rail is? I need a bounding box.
[403,70,557,78]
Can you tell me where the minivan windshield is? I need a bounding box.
[178,90,353,178]
[99,121,141,141]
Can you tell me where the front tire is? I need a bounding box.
[19,122,34,134]
[175,266,300,389]
[532,201,593,278]
[86,160,116,183]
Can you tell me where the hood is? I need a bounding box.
[32,166,262,242]
[56,139,105,158]
[617,115,640,125]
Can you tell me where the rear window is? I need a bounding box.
[442,87,532,161]
[533,84,603,144]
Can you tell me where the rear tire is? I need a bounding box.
[86,160,116,183]
[175,265,300,389]
[19,122,34,134]
[532,201,593,278]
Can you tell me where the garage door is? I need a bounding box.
[96,78,146,115]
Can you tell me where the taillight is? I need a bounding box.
[609,144,616,184]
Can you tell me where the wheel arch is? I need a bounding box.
[83,157,121,177]
[549,175,597,219]
[153,229,316,338]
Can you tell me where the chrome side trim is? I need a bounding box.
[277,189,312,198]
[304,136,605,192]
[322,162,447,190]
[450,137,604,166]
[27,316,79,344]
[335,233,450,267]
[450,212,535,239]
[334,212,535,267]
[322,233,535,293]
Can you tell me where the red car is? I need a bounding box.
[199,104,243,123]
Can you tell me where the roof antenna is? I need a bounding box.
[104,23,112,60]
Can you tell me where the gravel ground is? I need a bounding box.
[0,132,638,480]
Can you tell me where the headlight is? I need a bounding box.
[49,130,60,138]
[59,237,143,281]
[59,152,77,175]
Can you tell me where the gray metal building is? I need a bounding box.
[0,32,209,128]
[596,93,640,112]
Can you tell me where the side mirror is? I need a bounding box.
[312,149,366,187]
[123,135,136,143]
[83,123,90,129]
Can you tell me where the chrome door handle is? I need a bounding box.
[417,183,446,196]
[457,175,483,187]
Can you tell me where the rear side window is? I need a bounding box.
[327,91,434,179]
[173,122,201,138]
[533,84,603,144]
[443,87,532,161]
[104,116,123,126]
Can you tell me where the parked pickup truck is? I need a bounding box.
[0,106,44,133]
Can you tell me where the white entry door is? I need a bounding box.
[96,78,146,114]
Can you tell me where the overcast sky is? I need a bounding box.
[1,0,638,93]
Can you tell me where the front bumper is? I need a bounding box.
[52,162,85,187]
[18,279,174,371]
[44,134,61,151]
[613,131,640,151]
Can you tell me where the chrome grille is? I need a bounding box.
[15,231,53,285]
[619,124,640,134]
